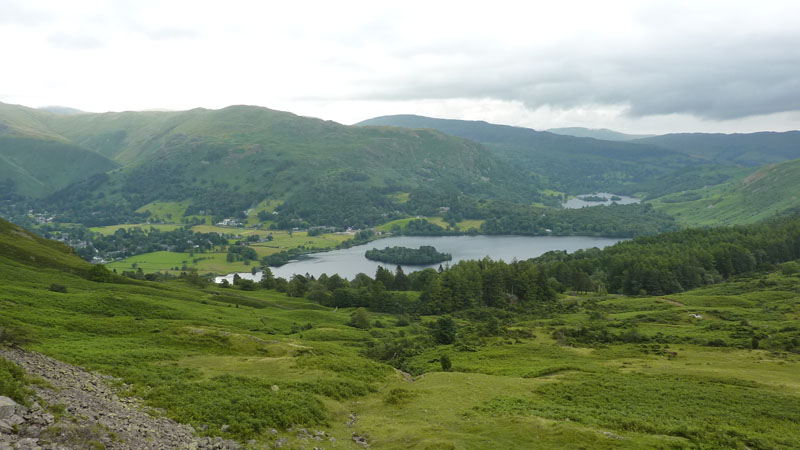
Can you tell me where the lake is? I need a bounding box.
[215,234,624,282]
[561,192,639,209]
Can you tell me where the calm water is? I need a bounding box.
[562,192,639,209]
[215,235,624,282]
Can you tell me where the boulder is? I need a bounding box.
[0,397,18,420]
[0,419,14,433]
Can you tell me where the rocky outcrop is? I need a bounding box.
[0,348,240,450]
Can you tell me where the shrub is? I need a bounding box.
[87,264,113,283]
[349,308,371,329]
[440,354,452,371]
[0,325,33,347]
[0,358,31,404]
[780,261,800,276]
[432,317,456,344]
[383,387,418,405]
[49,283,68,293]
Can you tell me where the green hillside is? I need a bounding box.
[2,216,800,449]
[0,103,118,196]
[0,218,91,274]
[25,105,543,227]
[0,104,540,220]
[357,115,700,194]
[651,158,800,226]
[0,135,118,197]
[634,131,800,166]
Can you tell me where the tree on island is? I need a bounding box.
[365,245,452,265]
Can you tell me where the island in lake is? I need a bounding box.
[365,245,452,265]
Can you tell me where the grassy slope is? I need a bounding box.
[651,158,800,226]
[2,217,800,448]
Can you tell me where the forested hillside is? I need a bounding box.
[358,115,700,194]
[0,102,551,227]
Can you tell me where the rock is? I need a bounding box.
[221,424,230,432]
[601,431,624,440]
[0,348,243,450]
[0,419,13,433]
[274,437,288,448]
[270,385,280,392]
[352,433,369,447]
[0,397,17,420]
[7,414,24,426]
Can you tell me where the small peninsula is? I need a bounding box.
[365,245,452,265]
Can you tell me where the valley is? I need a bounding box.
[2,102,800,450]
[1,214,799,449]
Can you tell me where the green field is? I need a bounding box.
[244,199,283,226]
[89,223,183,235]
[105,229,353,274]
[2,217,800,449]
[427,217,485,231]
[376,217,485,232]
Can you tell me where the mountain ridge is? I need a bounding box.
[547,126,655,141]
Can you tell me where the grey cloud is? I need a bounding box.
[343,34,800,121]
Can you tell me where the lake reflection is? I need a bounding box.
[216,234,624,282]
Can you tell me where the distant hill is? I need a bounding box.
[357,115,699,194]
[633,131,800,166]
[651,158,800,226]
[37,106,87,115]
[0,103,543,227]
[547,127,654,141]
[0,102,118,197]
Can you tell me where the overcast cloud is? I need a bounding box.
[0,0,798,133]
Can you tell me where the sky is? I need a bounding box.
[1,0,799,134]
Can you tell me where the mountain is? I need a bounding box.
[633,131,800,166]
[0,103,543,227]
[547,127,654,141]
[357,115,699,194]
[37,106,87,115]
[0,102,118,197]
[651,158,800,226]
